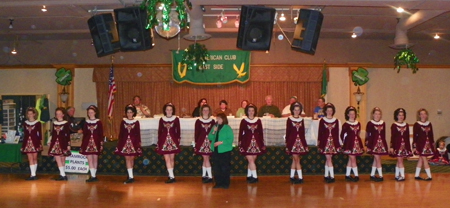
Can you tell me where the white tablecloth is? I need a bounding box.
[137,117,319,147]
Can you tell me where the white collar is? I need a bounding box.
[54,120,67,125]
[244,117,259,123]
[123,118,137,124]
[162,116,177,122]
[417,121,430,126]
[394,122,407,127]
[25,120,39,125]
[322,117,336,123]
[437,147,447,151]
[370,120,384,125]
[289,116,303,122]
[346,120,359,125]
[199,117,213,122]
[86,119,100,124]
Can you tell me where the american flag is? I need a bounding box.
[107,64,117,118]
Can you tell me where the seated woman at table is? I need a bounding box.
[194,104,215,183]
[235,100,248,118]
[157,103,181,183]
[238,104,266,183]
[213,100,233,116]
[80,105,104,182]
[114,104,142,184]
[48,107,71,181]
[192,98,208,117]
[21,107,43,181]
[285,102,308,184]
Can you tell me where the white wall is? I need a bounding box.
[0,68,97,118]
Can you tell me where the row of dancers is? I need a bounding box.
[19,102,436,185]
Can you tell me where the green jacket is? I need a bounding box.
[208,124,234,153]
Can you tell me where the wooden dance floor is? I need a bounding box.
[0,173,447,208]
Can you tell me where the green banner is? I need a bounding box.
[172,50,250,85]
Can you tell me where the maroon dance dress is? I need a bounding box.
[365,120,388,155]
[114,119,142,157]
[48,120,71,156]
[430,147,449,165]
[317,117,342,155]
[285,116,308,155]
[156,116,181,155]
[341,121,364,156]
[413,121,435,156]
[389,122,412,157]
[80,119,104,155]
[194,117,215,155]
[21,120,43,153]
[238,117,266,155]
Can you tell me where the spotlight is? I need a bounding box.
[351,33,357,38]
[216,16,222,28]
[11,49,17,55]
[9,19,13,29]
[434,34,440,39]
[41,5,47,12]
[293,16,298,24]
[220,10,227,24]
[234,16,239,28]
[279,12,286,21]
[396,7,404,13]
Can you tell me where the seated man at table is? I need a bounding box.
[281,96,306,117]
[213,100,233,116]
[257,95,281,118]
[133,95,151,118]
[313,97,326,119]
[67,107,85,147]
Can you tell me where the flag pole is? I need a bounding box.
[109,55,114,141]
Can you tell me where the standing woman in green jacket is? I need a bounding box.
[209,113,234,189]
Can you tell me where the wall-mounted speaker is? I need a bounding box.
[114,6,154,52]
[237,5,276,51]
[291,9,324,55]
[87,13,120,57]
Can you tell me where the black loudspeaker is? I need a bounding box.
[291,9,324,55]
[87,13,120,57]
[237,6,276,51]
[114,6,154,51]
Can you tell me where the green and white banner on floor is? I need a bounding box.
[65,151,89,173]
[172,50,251,85]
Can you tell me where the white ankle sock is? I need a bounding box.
[127,168,133,179]
[377,168,383,177]
[297,169,303,179]
[329,167,334,178]
[324,166,329,177]
[247,169,252,177]
[90,168,96,177]
[30,165,36,176]
[346,167,352,176]
[395,167,399,177]
[400,168,405,177]
[425,168,432,178]
[202,166,207,177]
[352,167,359,176]
[59,166,66,177]
[251,170,258,178]
[290,169,296,178]
[415,167,421,177]
[370,167,376,176]
[168,168,175,178]
[206,167,212,178]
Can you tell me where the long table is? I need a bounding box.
[0,143,23,163]
[137,117,319,147]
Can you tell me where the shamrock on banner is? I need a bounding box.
[352,67,369,86]
[55,67,73,86]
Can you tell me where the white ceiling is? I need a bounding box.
[0,0,448,41]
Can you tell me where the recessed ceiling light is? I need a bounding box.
[396,7,404,13]
[434,34,440,39]
[41,5,47,12]
[279,13,286,22]
[351,33,357,38]
[11,49,17,55]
